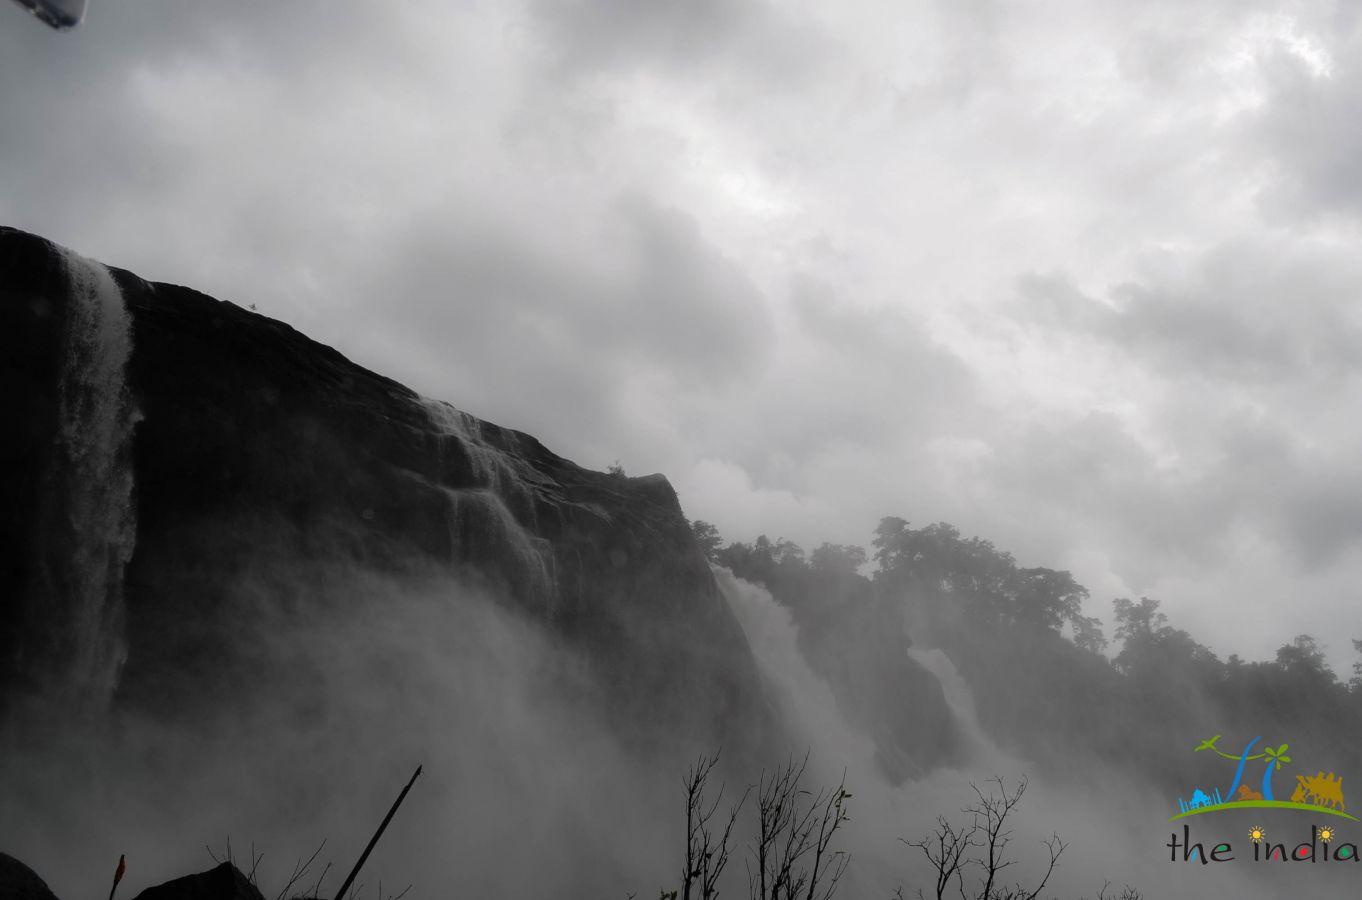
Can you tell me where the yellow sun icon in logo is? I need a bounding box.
[1249,826,1266,843]
[1319,827,1335,843]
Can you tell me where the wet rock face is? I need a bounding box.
[0,229,68,702]
[0,227,766,750]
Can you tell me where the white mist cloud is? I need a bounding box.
[0,570,681,899]
[715,570,1290,899]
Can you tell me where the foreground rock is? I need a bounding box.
[0,853,60,900]
[130,863,264,900]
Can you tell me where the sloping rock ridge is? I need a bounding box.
[0,227,966,775]
[130,862,265,900]
[0,227,768,748]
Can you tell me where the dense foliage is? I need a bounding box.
[694,517,1362,791]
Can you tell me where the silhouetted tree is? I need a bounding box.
[1275,634,1332,684]
[899,777,1065,900]
[1111,597,1219,680]
[748,754,850,900]
[809,543,867,574]
[658,753,849,900]
[679,753,748,900]
[771,538,806,568]
[873,518,1102,646]
[1070,615,1108,655]
[1011,568,1086,632]
[691,520,725,562]
[1352,638,1362,691]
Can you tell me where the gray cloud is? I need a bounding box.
[1246,28,1362,222]
[1019,239,1362,383]
[5,0,1362,673]
[528,0,829,87]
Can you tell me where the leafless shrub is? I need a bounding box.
[898,777,1065,900]
[748,753,851,900]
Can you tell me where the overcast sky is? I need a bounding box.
[5,0,1362,670]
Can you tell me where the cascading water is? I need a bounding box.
[713,567,877,767]
[716,563,1003,772]
[905,646,1006,767]
[715,567,925,894]
[28,247,138,710]
[421,398,556,612]
[715,569,1079,894]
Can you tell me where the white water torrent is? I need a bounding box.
[33,247,138,709]
[421,399,557,612]
[716,564,1003,773]
[714,567,879,769]
[714,571,1227,898]
[905,646,1008,767]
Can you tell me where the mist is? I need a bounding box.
[7,2,1362,898]
[0,561,1273,899]
[1,565,678,898]
[717,570,1273,900]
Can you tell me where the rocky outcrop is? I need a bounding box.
[0,853,61,900]
[0,858,284,900]
[130,863,264,900]
[0,227,767,750]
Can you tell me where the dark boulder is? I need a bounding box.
[0,853,61,900]
[130,863,263,900]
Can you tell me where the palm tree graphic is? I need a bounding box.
[1260,743,1291,801]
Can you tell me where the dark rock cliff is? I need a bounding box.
[0,227,766,750]
[1,226,967,779]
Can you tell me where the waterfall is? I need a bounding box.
[906,646,1005,767]
[422,399,556,611]
[30,247,138,709]
[715,571,1093,895]
[713,568,879,770]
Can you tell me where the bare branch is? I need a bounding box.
[681,750,749,900]
[273,839,327,900]
[899,776,1087,900]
